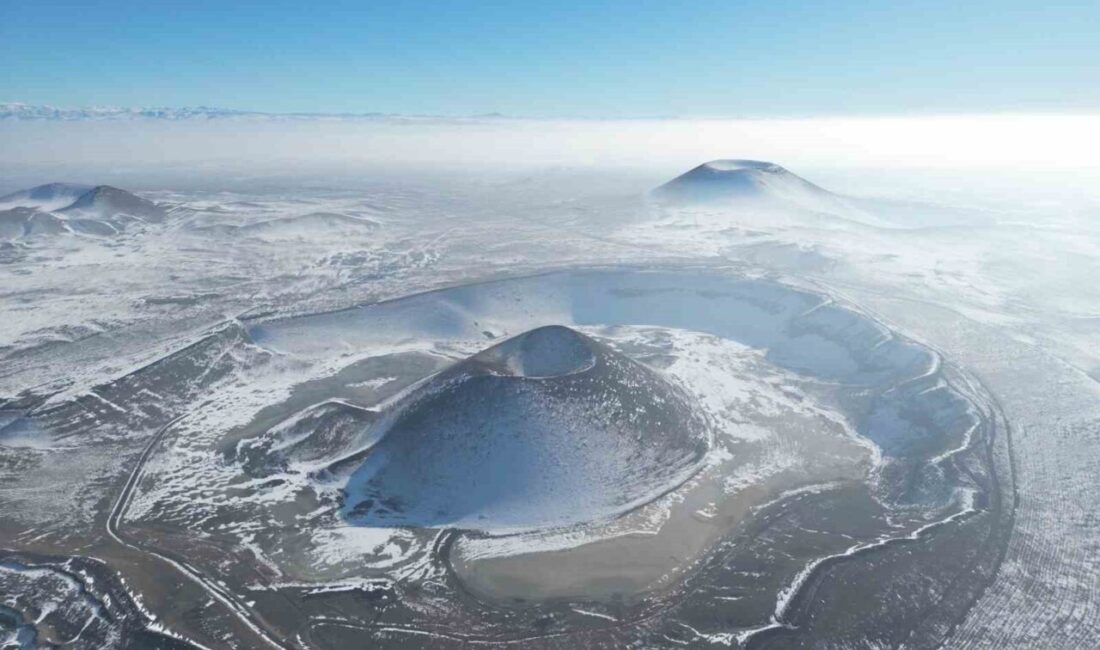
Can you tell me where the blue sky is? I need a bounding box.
[2,0,1097,117]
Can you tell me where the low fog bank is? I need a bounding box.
[2,115,1098,201]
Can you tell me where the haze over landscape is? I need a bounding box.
[2,2,1098,649]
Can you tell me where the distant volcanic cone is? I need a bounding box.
[342,325,710,532]
[653,159,835,205]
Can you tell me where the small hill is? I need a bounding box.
[238,212,380,240]
[238,399,382,476]
[0,183,94,212]
[0,183,168,239]
[342,325,710,532]
[60,185,167,222]
[0,207,69,239]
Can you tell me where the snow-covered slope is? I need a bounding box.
[239,399,382,475]
[238,212,380,240]
[0,183,169,240]
[0,183,94,212]
[653,159,882,224]
[342,325,710,532]
[0,207,69,239]
[59,185,167,222]
[654,160,831,202]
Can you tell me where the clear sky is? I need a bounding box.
[2,0,1097,117]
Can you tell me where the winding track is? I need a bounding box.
[106,414,294,650]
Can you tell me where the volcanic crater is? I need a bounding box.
[342,325,712,532]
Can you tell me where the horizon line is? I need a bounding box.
[4,101,1100,123]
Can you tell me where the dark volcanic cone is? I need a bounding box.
[342,325,710,532]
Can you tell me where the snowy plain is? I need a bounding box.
[1,115,1099,648]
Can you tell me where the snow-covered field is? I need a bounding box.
[1,150,1098,648]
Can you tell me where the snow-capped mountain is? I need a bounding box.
[0,102,274,121]
[0,102,400,121]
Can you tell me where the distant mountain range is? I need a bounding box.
[0,102,511,122]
